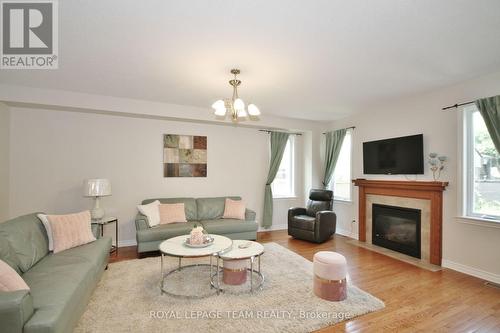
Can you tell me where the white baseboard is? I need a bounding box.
[442,259,500,284]
[118,239,137,247]
[336,228,357,239]
[258,223,287,232]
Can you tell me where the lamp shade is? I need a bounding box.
[83,179,111,197]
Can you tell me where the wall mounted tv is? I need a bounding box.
[363,134,424,175]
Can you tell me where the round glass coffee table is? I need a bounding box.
[211,240,265,293]
[159,234,232,298]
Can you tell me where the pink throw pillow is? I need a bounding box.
[0,259,30,292]
[47,211,96,253]
[223,198,246,220]
[159,203,187,224]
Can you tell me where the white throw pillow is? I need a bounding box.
[137,200,161,227]
[37,214,54,251]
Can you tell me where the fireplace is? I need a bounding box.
[372,204,421,259]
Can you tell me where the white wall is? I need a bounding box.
[8,106,310,245]
[0,103,9,221]
[323,71,500,282]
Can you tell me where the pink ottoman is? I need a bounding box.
[223,259,247,285]
[313,251,347,301]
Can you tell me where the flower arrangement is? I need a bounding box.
[428,153,446,181]
[189,225,206,245]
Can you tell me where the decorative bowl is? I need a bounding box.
[184,235,214,248]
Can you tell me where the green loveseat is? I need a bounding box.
[0,213,111,333]
[135,196,258,253]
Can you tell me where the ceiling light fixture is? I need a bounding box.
[211,69,261,122]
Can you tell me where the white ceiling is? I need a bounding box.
[2,0,500,121]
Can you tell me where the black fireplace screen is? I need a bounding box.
[372,204,421,259]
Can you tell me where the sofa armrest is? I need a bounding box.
[245,209,256,222]
[135,213,149,230]
[0,290,34,333]
[288,207,306,220]
[315,211,337,241]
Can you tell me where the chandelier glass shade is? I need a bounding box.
[211,69,261,121]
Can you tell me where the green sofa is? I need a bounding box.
[135,196,258,253]
[0,213,111,333]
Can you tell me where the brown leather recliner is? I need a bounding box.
[288,189,337,243]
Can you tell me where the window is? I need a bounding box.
[330,130,352,201]
[272,137,295,198]
[464,105,500,221]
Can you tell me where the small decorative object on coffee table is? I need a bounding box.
[212,240,264,293]
[91,216,118,254]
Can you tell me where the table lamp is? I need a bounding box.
[83,179,112,220]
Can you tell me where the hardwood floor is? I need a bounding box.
[109,230,500,332]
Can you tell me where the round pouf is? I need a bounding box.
[223,259,247,285]
[313,251,347,301]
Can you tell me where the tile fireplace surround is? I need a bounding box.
[353,179,449,265]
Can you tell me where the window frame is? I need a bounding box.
[271,136,296,199]
[463,106,500,223]
[330,129,352,202]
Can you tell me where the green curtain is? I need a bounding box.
[475,95,500,154]
[322,128,347,188]
[262,131,290,228]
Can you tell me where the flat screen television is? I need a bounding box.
[363,134,424,174]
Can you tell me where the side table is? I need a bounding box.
[92,216,118,254]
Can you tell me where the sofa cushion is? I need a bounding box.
[222,198,246,220]
[196,197,241,220]
[0,259,30,292]
[201,219,258,235]
[0,213,49,273]
[289,215,316,231]
[0,234,22,274]
[136,222,198,243]
[47,211,96,254]
[159,203,187,224]
[137,200,161,227]
[143,198,197,221]
[22,238,110,333]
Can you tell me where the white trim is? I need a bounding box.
[334,199,353,205]
[273,196,300,200]
[442,259,500,284]
[457,216,500,229]
[336,227,357,239]
[118,239,137,247]
[258,223,287,232]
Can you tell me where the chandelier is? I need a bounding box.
[211,69,261,121]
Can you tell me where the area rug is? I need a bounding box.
[75,242,384,333]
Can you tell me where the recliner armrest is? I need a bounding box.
[135,213,149,230]
[0,290,34,333]
[288,207,307,219]
[315,211,337,239]
[245,209,256,222]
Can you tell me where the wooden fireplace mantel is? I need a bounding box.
[352,179,449,265]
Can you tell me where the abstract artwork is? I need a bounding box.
[163,134,207,177]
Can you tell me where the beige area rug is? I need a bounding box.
[75,242,384,333]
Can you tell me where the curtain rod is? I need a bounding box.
[258,129,302,136]
[442,101,475,110]
[322,126,355,135]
